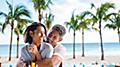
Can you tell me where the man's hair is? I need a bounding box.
[52,24,66,37]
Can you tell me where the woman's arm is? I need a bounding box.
[35,51,42,61]
[16,57,27,67]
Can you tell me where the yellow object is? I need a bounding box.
[31,62,35,67]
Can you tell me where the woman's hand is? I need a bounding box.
[28,44,39,55]
[28,44,42,61]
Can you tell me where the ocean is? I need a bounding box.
[0,42,120,57]
[63,42,120,56]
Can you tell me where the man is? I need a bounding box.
[37,24,66,67]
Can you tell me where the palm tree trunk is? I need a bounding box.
[82,29,85,57]
[99,21,104,60]
[45,13,49,33]
[16,35,19,58]
[38,9,42,23]
[73,30,75,59]
[117,28,120,44]
[9,22,14,61]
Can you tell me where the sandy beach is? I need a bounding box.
[0,55,120,66]
[63,55,120,65]
[0,57,19,64]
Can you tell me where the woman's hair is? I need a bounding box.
[24,22,47,44]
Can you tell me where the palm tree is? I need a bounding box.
[82,3,115,60]
[15,19,32,58]
[0,23,2,32]
[104,11,120,44]
[0,1,31,61]
[31,0,52,23]
[44,13,54,32]
[76,13,92,57]
[65,11,79,59]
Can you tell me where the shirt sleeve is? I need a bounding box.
[41,43,54,59]
[53,45,66,60]
[20,46,32,64]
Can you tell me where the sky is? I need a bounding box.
[0,0,120,44]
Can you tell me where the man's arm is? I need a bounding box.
[37,44,65,67]
[37,55,62,67]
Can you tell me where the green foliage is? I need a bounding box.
[44,13,54,30]
[104,11,120,30]
[32,0,52,10]
[0,1,31,33]
[105,24,116,30]
[65,11,79,32]
[0,22,2,32]
[82,2,115,31]
[76,11,95,30]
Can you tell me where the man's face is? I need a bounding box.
[48,30,60,44]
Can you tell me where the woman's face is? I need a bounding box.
[32,26,45,46]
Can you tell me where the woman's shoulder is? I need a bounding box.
[21,44,29,51]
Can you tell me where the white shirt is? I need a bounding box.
[41,43,66,67]
[53,43,66,67]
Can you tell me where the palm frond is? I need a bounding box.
[32,0,52,10]
[6,0,13,16]
[68,26,73,32]
[65,22,70,28]
[14,27,20,35]
[0,12,7,17]
[101,2,115,12]
[92,27,99,32]
[14,5,26,16]
[0,22,2,26]
[32,0,39,10]
[14,8,31,19]
[2,23,7,33]
[105,24,116,30]
[91,3,96,9]
[103,13,117,21]
[46,0,53,9]
[65,22,72,32]
[98,2,115,19]
[0,22,2,31]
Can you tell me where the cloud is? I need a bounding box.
[50,0,91,25]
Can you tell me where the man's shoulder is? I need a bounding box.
[53,43,66,61]
[55,44,66,51]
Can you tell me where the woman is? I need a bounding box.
[17,22,47,67]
